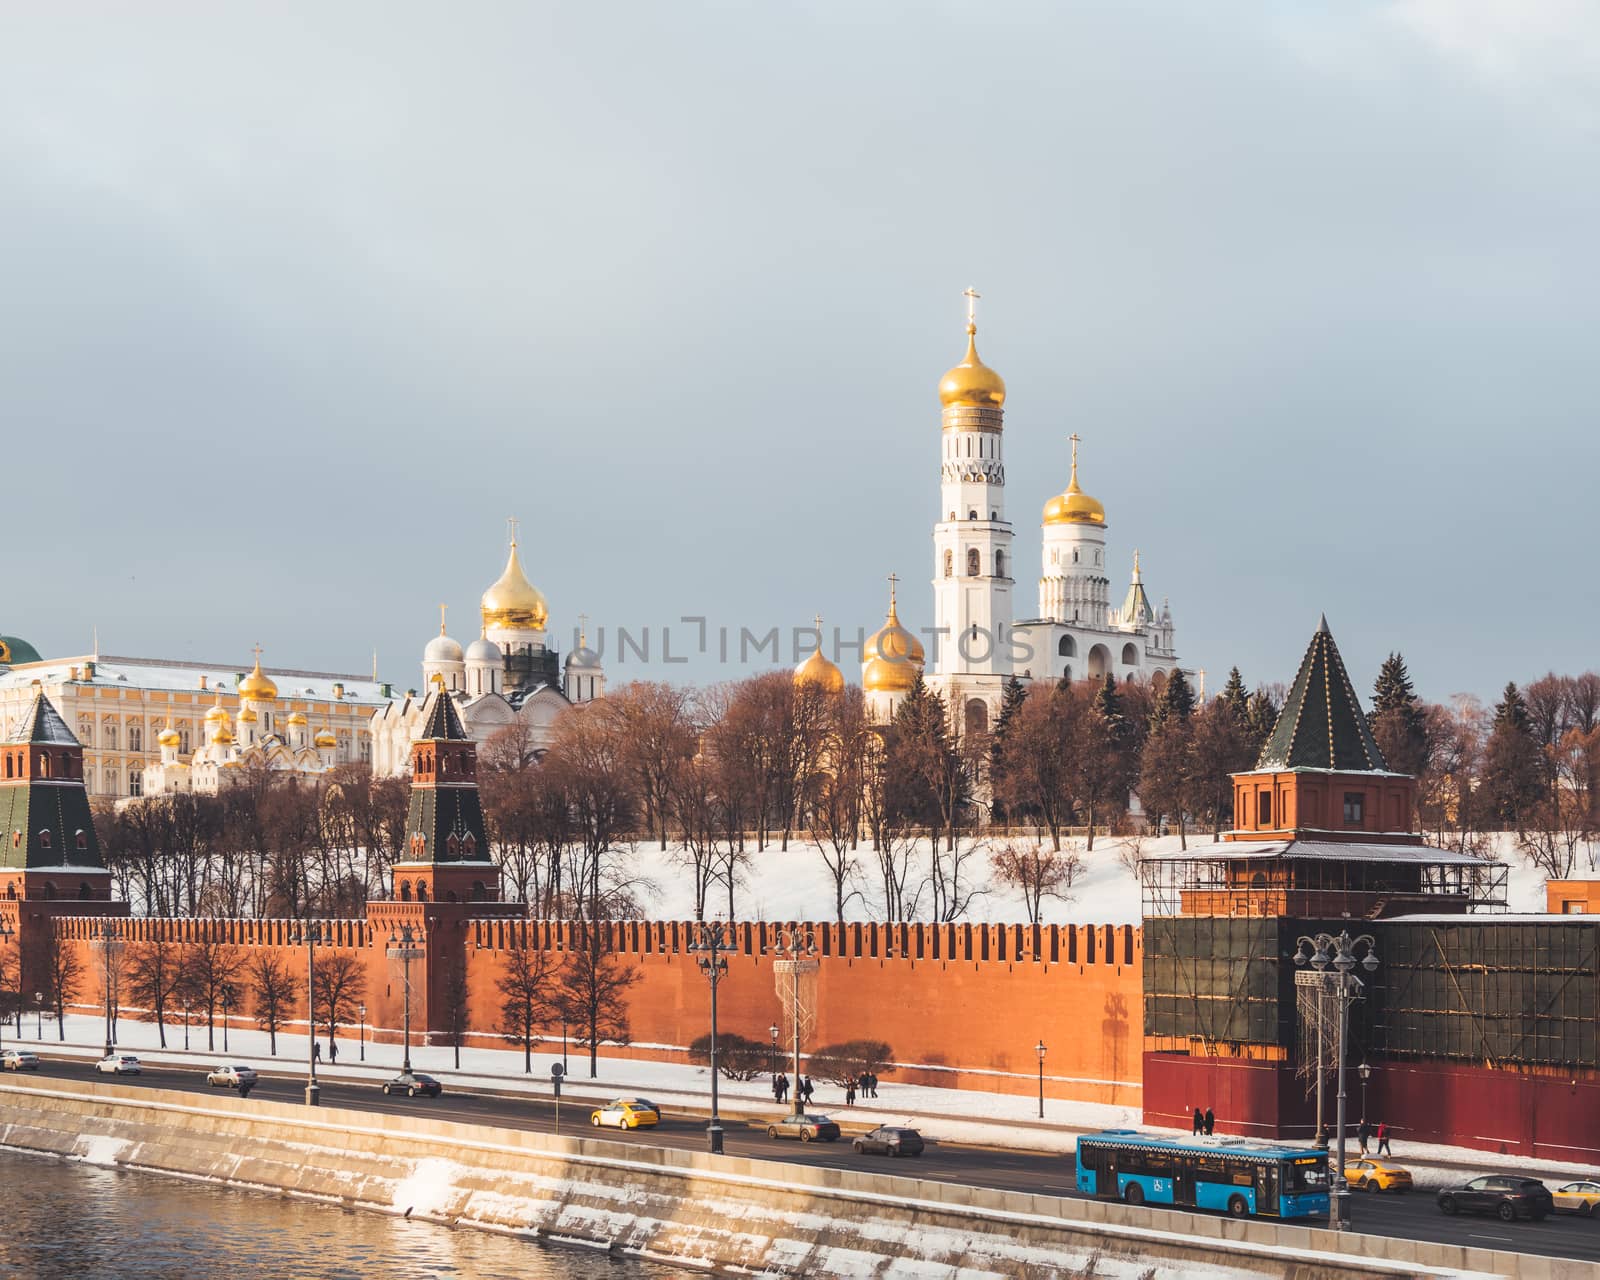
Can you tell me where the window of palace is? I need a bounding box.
[1343,792,1365,825]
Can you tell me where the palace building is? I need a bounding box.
[369,527,605,776]
[0,643,390,800]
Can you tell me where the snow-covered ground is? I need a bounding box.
[618,830,1559,925]
[16,1012,1595,1193]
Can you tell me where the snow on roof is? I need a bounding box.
[1144,840,1495,868]
[1387,913,1585,924]
[0,655,394,704]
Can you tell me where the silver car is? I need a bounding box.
[206,1065,259,1089]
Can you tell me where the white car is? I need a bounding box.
[95,1053,141,1075]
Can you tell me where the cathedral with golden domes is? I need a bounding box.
[368,527,604,776]
[833,293,1182,733]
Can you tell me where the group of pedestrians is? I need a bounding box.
[843,1072,879,1106]
[1357,1119,1393,1156]
[1190,1105,1216,1136]
[772,1073,815,1108]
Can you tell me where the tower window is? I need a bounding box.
[995,550,1006,578]
[943,549,953,578]
[75,830,88,851]
[1058,636,1076,657]
[1073,549,1079,564]
[38,830,51,850]
[966,548,980,577]
[1343,793,1365,825]
[1258,792,1273,826]
[968,509,977,520]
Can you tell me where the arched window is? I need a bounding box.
[3,885,12,900]
[128,726,142,752]
[75,830,87,851]
[1058,636,1076,658]
[1250,871,1267,889]
[1121,642,1139,667]
[1072,549,1079,564]
[966,548,980,577]
[446,833,461,857]
[129,770,143,798]
[417,882,429,902]
[103,722,117,750]
[995,550,1006,578]
[37,830,50,850]
[964,699,989,737]
[78,882,91,900]
[400,880,413,902]
[446,890,459,903]
[43,881,57,900]
[471,880,487,901]
[462,833,477,858]
[968,509,978,520]
[989,510,997,520]
[180,729,191,753]
[943,549,953,578]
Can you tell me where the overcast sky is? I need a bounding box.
[3,2,1596,704]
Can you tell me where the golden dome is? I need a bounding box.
[939,324,1006,410]
[238,707,259,724]
[238,653,278,702]
[1043,435,1106,526]
[481,537,549,632]
[213,724,235,745]
[286,711,308,727]
[314,728,338,748]
[863,583,925,694]
[204,696,229,724]
[157,718,181,748]
[794,620,846,695]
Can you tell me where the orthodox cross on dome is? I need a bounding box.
[963,287,980,332]
[1133,549,1141,582]
[439,603,449,635]
[506,516,520,546]
[1069,432,1081,481]
[252,642,263,663]
[887,572,899,606]
[577,611,589,645]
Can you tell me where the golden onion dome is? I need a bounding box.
[157,719,181,748]
[1043,437,1106,526]
[238,654,278,702]
[314,728,338,748]
[938,323,1006,410]
[863,584,925,693]
[794,623,846,695]
[237,707,259,724]
[286,711,308,727]
[213,724,235,745]
[481,538,549,632]
[204,696,229,724]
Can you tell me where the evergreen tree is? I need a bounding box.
[1218,667,1249,723]
[1076,675,1132,851]
[1482,682,1543,830]
[1369,651,1429,780]
[1150,667,1196,728]
[988,675,1028,823]
[1245,687,1279,755]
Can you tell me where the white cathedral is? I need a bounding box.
[369,532,604,776]
[859,296,1181,730]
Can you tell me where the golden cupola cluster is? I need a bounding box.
[1043,434,1106,526]
[481,535,549,632]
[863,583,925,694]
[793,616,846,695]
[238,652,279,702]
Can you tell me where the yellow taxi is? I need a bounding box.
[1344,1159,1413,1194]
[1553,1181,1600,1216]
[590,1098,661,1130]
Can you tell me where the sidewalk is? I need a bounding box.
[8,1014,1594,1190]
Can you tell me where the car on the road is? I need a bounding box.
[1553,1181,1600,1216]
[0,1049,40,1071]
[205,1065,259,1089]
[852,1126,924,1157]
[590,1099,659,1129]
[1437,1175,1553,1222]
[95,1053,141,1075]
[381,1071,442,1098]
[766,1114,841,1143]
[1343,1159,1412,1194]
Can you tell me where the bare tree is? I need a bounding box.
[555,923,640,1078]
[246,951,295,1056]
[990,841,1080,925]
[177,936,246,1052]
[124,937,185,1048]
[42,931,82,1040]
[312,951,367,1056]
[497,934,556,1074]
[439,945,470,1070]
[613,682,696,848]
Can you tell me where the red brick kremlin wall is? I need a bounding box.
[41,910,1144,1107]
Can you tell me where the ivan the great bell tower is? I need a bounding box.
[928,290,1014,735]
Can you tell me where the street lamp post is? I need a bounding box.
[182,1001,191,1052]
[359,1003,366,1062]
[1358,1061,1372,1127]
[1295,930,1379,1232]
[289,922,326,1106]
[94,921,119,1058]
[222,986,231,1054]
[1035,1040,1047,1119]
[34,991,42,1040]
[0,918,13,1060]
[769,1022,779,1083]
[387,924,424,1075]
[688,921,733,1154]
[773,926,818,1120]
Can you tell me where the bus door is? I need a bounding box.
[1103,1150,1119,1196]
[1172,1167,1195,1207]
[1255,1164,1278,1216]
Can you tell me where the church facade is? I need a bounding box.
[369,529,605,777]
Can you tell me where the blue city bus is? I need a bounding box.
[1075,1130,1330,1220]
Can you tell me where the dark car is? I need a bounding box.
[766,1113,841,1143]
[382,1071,442,1098]
[1437,1175,1553,1222]
[853,1126,924,1157]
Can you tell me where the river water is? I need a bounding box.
[0,1149,677,1280]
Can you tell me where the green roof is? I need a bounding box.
[1256,616,1388,772]
[0,635,43,665]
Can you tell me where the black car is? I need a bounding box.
[1437,1175,1553,1222]
[853,1126,924,1157]
[382,1071,442,1098]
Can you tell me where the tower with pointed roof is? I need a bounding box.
[927,289,1015,733]
[390,689,500,905]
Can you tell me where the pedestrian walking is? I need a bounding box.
[1357,1119,1371,1155]
[312,1042,321,1064]
[1376,1121,1392,1156]
[329,1041,338,1064]
[1192,1106,1204,1136]
[846,1081,857,1107]
[1203,1107,1215,1136]
[868,1072,879,1098]
[237,1078,254,1100]
[802,1076,814,1105]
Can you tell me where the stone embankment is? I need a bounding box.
[0,1079,1559,1279]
